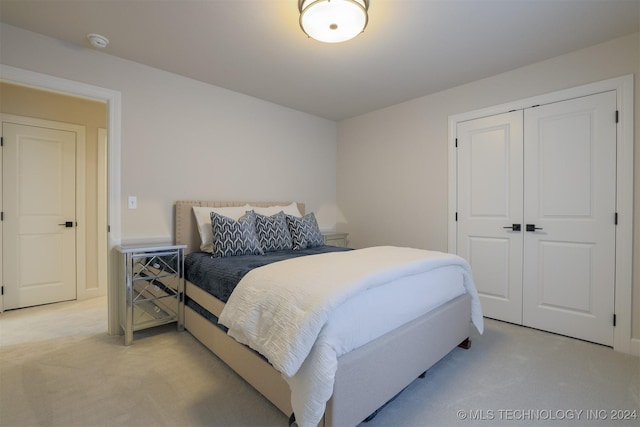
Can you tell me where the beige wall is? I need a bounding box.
[0,82,107,294]
[0,23,339,243]
[337,33,640,340]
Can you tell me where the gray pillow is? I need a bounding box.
[255,211,293,252]
[210,210,264,257]
[286,212,324,250]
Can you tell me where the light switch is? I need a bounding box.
[128,196,137,209]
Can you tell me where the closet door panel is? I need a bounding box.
[456,111,523,324]
[522,91,616,346]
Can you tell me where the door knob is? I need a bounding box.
[503,224,521,231]
[58,221,74,228]
[526,224,543,232]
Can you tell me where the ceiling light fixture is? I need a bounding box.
[299,0,369,43]
[87,33,109,49]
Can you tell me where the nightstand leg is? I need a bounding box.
[124,252,134,345]
[124,327,133,346]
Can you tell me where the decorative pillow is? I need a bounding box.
[286,212,324,250]
[210,210,264,257]
[193,205,251,253]
[255,211,293,252]
[251,202,302,218]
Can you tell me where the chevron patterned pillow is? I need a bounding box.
[210,210,264,257]
[255,211,293,252]
[286,213,324,250]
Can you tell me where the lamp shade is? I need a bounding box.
[299,0,369,43]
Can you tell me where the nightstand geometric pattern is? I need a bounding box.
[117,244,186,345]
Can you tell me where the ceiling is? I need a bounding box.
[1,0,638,121]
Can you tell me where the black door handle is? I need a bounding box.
[503,224,521,231]
[58,221,74,228]
[526,224,543,232]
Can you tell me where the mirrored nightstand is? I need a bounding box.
[116,243,186,345]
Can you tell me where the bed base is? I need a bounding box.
[185,282,471,427]
[324,293,471,427]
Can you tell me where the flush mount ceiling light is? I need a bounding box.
[299,0,369,43]
[87,33,109,49]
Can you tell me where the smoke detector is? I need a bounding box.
[87,33,109,49]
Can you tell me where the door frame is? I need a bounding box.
[447,75,634,355]
[1,114,86,309]
[97,128,108,301]
[0,64,123,335]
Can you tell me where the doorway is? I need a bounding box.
[0,64,122,335]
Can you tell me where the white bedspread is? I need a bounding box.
[219,246,483,427]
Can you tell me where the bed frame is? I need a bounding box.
[175,201,472,427]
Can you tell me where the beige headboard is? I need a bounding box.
[174,201,305,254]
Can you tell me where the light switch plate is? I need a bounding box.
[128,196,137,209]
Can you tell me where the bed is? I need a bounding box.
[175,200,482,427]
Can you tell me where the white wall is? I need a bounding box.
[0,23,339,241]
[2,24,638,340]
[337,33,640,340]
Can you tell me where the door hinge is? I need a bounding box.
[1,286,3,296]
[615,110,619,123]
[455,212,458,221]
[107,225,111,233]
[615,212,618,225]
[1,212,3,221]
[455,138,458,148]
[1,136,3,147]
[613,314,617,327]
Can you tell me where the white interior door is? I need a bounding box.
[456,111,524,324]
[456,91,616,346]
[522,92,616,346]
[3,121,77,309]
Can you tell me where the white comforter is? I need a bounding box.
[219,246,483,427]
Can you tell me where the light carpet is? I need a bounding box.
[0,297,638,427]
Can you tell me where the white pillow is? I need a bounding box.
[251,202,302,218]
[193,205,251,253]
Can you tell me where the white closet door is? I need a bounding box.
[456,111,524,324]
[522,91,616,346]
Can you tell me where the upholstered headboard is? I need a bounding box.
[174,201,305,255]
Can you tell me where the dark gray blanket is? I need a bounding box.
[185,245,352,303]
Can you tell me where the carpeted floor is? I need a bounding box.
[0,297,638,427]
